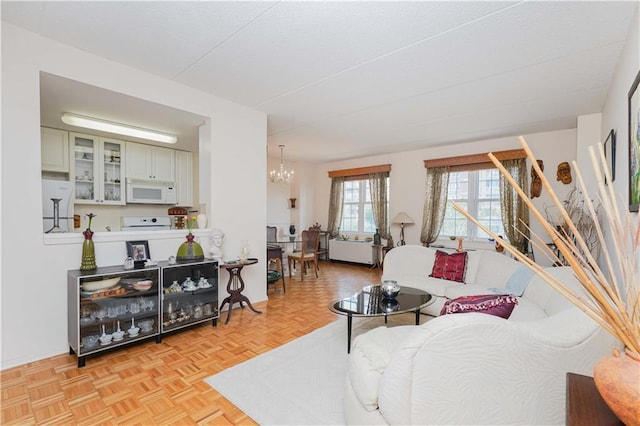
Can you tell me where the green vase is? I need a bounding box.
[80,229,97,270]
[176,233,204,262]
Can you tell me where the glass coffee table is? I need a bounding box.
[329,285,433,353]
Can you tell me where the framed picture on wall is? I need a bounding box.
[604,129,616,184]
[628,70,640,212]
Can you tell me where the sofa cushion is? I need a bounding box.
[440,294,518,319]
[504,265,536,296]
[469,250,522,286]
[445,284,494,300]
[508,297,549,321]
[429,250,468,282]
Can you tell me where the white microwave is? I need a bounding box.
[126,178,177,204]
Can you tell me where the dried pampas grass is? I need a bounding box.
[452,136,639,353]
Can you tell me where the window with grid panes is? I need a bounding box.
[440,169,505,241]
[340,179,387,233]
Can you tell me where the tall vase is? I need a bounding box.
[80,229,97,270]
[373,229,381,245]
[176,233,205,262]
[593,348,640,426]
[239,240,250,261]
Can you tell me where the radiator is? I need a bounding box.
[329,240,373,265]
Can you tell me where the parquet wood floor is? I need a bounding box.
[1,261,381,425]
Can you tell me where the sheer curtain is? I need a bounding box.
[326,177,344,238]
[500,158,529,252]
[368,172,393,246]
[420,166,449,246]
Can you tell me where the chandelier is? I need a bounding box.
[270,145,294,183]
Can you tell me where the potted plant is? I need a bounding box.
[453,136,638,424]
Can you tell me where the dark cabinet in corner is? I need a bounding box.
[68,260,218,367]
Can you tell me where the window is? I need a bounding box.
[440,169,504,241]
[340,179,387,233]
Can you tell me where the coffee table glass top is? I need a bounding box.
[329,285,433,317]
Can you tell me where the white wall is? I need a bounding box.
[1,24,267,369]
[597,5,640,282]
[312,129,580,265]
[601,5,639,206]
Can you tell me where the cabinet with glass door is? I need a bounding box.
[160,260,219,334]
[68,265,160,367]
[70,132,125,205]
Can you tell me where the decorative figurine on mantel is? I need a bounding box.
[176,216,204,262]
[80,213,97,270]
[208,229,225,263]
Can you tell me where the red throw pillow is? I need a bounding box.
[440,294,518,319]
[429,250,468,283]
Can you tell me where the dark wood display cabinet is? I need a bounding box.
[68,265,161,368]
[159,259,219,334]
[68,260,218,367]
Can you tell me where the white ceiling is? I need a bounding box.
[2,1,637,163]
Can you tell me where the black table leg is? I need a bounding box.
[415,309,421,325]
[347,314,353,353]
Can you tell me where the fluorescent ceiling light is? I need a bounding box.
[61,113,177,144]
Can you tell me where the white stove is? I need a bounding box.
[121,216,172,231]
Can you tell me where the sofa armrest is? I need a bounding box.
[377,312,619,425]
[348,325,415,411]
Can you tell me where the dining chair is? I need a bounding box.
[287,230,320,281]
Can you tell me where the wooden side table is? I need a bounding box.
[566,372,622,425]
[219,258,262,324]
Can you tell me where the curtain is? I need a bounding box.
[327,177,344,238]
[500,158,529,253]
[420,166,450,246]
[368,172,393,247]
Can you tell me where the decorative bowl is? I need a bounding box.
[128,326,140,337]
[112,330,125,341]
[138,319,154,332]
[132,280,153,291]
[99,333,113,344]
[82,335,99,348]
[82,277,120,292]
[79,317,94,326]
[449,236,457,241]
[381,280,400,299]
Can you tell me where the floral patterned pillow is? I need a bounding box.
[440,294,519,319]
[429,250,468,283]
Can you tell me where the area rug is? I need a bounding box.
[205,313,420,425]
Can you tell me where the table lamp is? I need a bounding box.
[392,212,414,246]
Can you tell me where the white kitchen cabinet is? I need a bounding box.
[41,127,69,172]
[70,132,125,205]
[175,150,193,207]
[126,142,175,182]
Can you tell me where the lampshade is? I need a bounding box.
[62,112,177,144]
[392,212,414,224]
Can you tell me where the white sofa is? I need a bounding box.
[345,245,621,425]
[383,245,535,317]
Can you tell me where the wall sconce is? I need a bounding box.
[289,198,297,209]
[62,112,177,144]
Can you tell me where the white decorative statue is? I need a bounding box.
[208,229,224,262]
